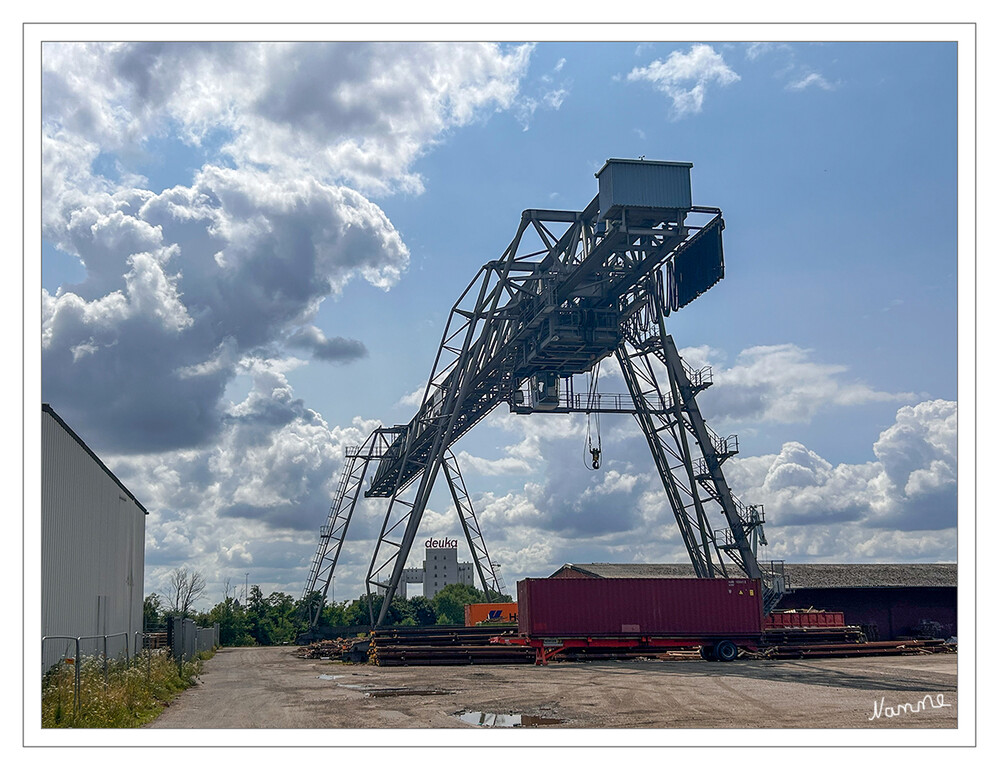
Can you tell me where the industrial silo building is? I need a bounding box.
[41,404,147,671]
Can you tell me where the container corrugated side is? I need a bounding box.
[517,577,763,637]
[464,602,518,626]
[764,611,846,629]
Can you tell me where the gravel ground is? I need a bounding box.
[145,645,958,730]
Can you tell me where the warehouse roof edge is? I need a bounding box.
[42,403,149,516]
[550,562,957,588]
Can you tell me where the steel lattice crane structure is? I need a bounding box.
[302,159,786,629]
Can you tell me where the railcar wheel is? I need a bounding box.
[713,640,739,662]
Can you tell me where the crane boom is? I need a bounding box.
[366,198,721,498]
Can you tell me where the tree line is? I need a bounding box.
[143,569,511,647]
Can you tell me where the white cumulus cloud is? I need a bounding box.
[627,44,740,118]
[727,399,956,534]
[685,343,916,424]
[787,72,837,91]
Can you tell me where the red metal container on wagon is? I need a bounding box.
[517,578,763,638]
[764,611,846,629]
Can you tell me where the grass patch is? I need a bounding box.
[42,649,212,728]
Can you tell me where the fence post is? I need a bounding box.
[169,616,182,662]
[73,638,81,715]
[185,618,196,661]
[168,616,183,675]
[103,634,109,690]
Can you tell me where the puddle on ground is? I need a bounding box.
[457,711,565,727]
[316,674,336,680]
[365,688,454,698]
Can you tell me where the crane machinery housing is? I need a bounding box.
[302,158,786,629]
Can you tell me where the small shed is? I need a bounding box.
[595,158,693,223]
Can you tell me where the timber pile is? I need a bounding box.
[295,637,363,660]
[369,625,534,667]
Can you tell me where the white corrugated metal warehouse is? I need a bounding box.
[41,404,147,671]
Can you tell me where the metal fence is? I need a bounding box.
[42,631,155,715]
[167,617,220,663]
[42,619,220,717]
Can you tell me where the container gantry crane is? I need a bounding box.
[302,159,786,629]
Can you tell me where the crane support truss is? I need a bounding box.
[304,160,787,626]
[300,428,401,627]
[442,450,506,600]
[302,431,505,627]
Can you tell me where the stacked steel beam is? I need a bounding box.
[759,639,953,659]
[761,625,867,646]
[559,646,700,661]
[369,625,534,666]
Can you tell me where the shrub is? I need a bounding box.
[42,649,208,728]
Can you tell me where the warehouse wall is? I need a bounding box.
[41,407,146,671]
[776,586,957,641]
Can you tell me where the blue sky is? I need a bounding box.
[36,36,965,608]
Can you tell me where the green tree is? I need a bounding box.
[245,585,266,643]
[320,600,348,627]
[408,595,437,626]
[388,597,416,626]
[296,590,324,626]
[343,597,372,627]
[206,597,253,646]
[143,593,163,630]
[339,594,414,627]
[432,583,487,625]
[245,590,301,645]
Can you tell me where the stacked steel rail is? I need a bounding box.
[369,626,533,666]
[758,639,952,660]
[761,625,867,646]
[490,632,954,665]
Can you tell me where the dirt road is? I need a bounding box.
[146,646,958,730]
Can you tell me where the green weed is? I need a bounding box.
[41,648,211,728]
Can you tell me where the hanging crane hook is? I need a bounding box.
[585,363,603,471]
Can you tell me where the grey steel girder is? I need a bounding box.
[442,448,506,601]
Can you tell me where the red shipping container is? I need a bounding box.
[764,611,845,629]
[517,577,763,638]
